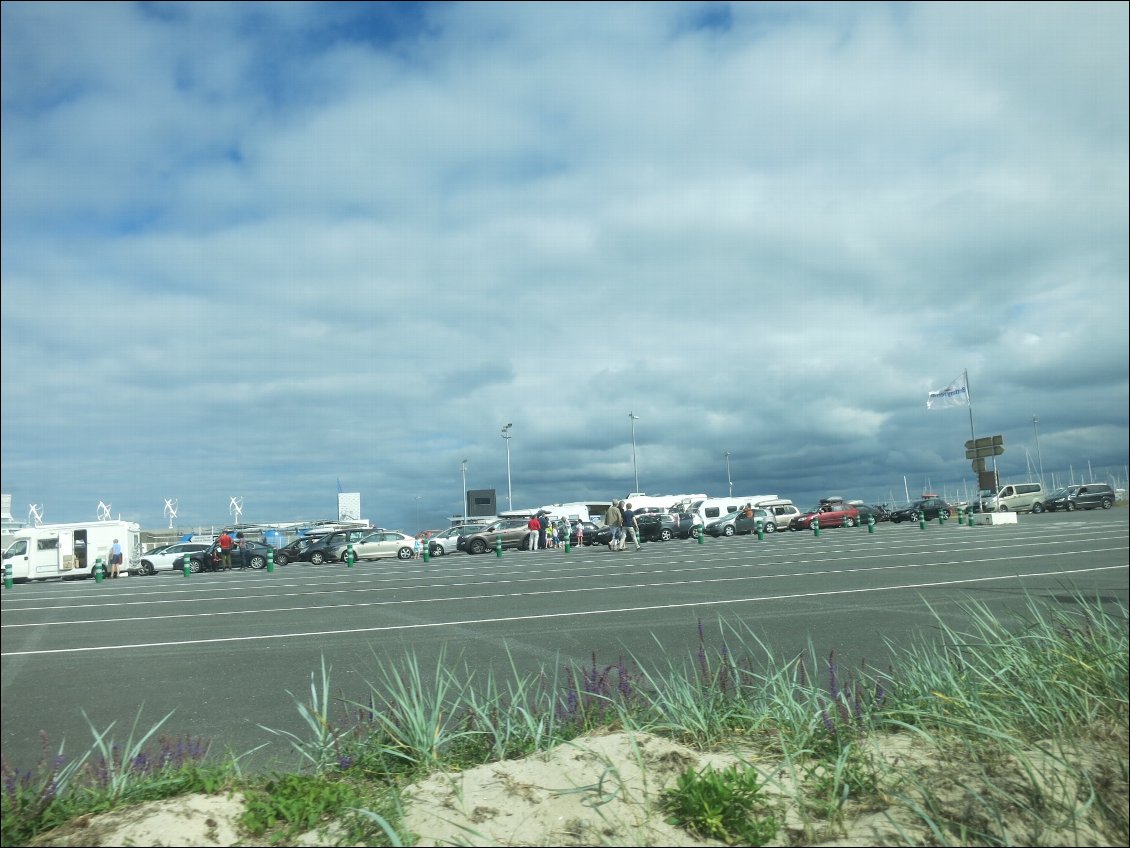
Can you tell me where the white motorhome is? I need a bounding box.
[684,495,779,528]
[2,520,140,582]
[622,493,708,513]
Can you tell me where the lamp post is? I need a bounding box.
[725,451,732,498]
[1032,415,1045,489]
[460,459,468,524]
[628,412,640,493]
[501,423,513,511]
[414,495,422,532]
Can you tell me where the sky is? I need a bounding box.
[2,1,1127,535]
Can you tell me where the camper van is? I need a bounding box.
[684,495,779,531]
[2,520,140,582]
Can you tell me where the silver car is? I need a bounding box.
[332,530,418,562]
[428,525,485,557]
[135,542,210,575]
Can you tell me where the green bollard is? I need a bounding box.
[182,554,191,577]
[4,563,13,590]
[266,549,275,573]
[967,506,976,528]
[938,510,947,526]
[756,520,764,541]
[496,535,503,558]
[958,509,965,525]
[94,558,104,583]
[564,537,570,553]
[345,543,355,567]
[697,525,704,544]
[812,517,820,538]
[868,514,876,534]
[422,541,430,563]
[918,511,926,530]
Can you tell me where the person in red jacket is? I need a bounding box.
[217,530,234,571]
[526,516,541,551]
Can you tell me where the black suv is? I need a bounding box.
[636,511,694,541]
[1040,483,1115,512]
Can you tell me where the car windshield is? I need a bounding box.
[1048,488,1070,497]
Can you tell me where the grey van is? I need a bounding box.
[995,482,1046,513]
[1040,483,1115,512]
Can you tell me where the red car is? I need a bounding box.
[788,498,860,530]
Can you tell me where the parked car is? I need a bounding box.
[134,542,210,575]
[1040,483,1115,512]
[458,519,535,555]
[180,540,276,572]
[851,504,890,524]
[889,496,954,523]
[299,529,378,564]
[760,502,801,530]
[274,537,324,566]
[705,508,773,537]
[636,512,689,542]
[789,499,861,530]
[428,525,486,557]
[331,530,418,562]
[569,521,601,546]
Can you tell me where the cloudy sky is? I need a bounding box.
[2,1,1127,534]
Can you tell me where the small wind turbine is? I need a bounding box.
[97,501,112,522]
[229,496,243,525]
[28,504,44,526]
[164,498,178,529]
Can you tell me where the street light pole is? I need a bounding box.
[725,451,732,498]
[414,495,422,531]
[1032,416,1045,489]
[460,459,468,524]
[629,412,640,494]
[501,423,513,511]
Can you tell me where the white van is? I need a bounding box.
[994,482,1046,513]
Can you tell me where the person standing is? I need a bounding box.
[537,513,549,551]
[235,532,248,570]
[526,515,541,551]
[603,501,623,551]
[218,530,234,571]
[621,502,642,552]
[109,538,123,578]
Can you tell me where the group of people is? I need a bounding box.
[602,500,642,551]
[524,513,572,551]
[212,530,249,571]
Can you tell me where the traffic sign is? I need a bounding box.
[965,435,1003,450]
[965,444,1005,459]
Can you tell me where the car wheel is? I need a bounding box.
[249,555,266,570]
[998,505,1008,512]
[139,561,154,576]
[189,559,203,574]
[1102,499,1113,509]
[765,523,777,533]
[470,538,488,555]
[310,552,326,564]
[723,525,735,536]
[659,528,673,541]
[1066,502,1075,512]
[1031,503,1044,514]
[843,517,855,528]
[432,544,445,557]
[398,547,414,560]
[276,553,290,566]
[891,515,901,524]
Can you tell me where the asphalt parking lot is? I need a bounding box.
[2,508,1126,774]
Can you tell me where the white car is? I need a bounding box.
[428,524,486,557]
[134,542,210,575]
[333,531,418,562]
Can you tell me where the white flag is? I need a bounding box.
[927,372,969,409]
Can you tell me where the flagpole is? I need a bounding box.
[964,369,989,511]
